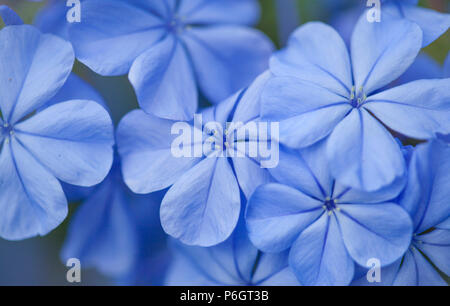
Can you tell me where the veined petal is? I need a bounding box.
[364,79,450,139]
[0,25,74,123]
[270,22,353,97]
[417,229,450,276]
[15,100,114,187]
[117,110,201,194]
[0,138,67,240]
[351,13,422,94]
[327,109,405,191]
[246,183,323,253]
[289,214,355,286]
[69,0,165,76]
[337,203,413,267]
[161,158,240,246]
[182,26,273,104]
[179,0,260,26]
[129,35,197,121]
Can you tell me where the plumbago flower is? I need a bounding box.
[69,0,274,120]
[166,218,299,286]
[0,22,114,240]
[117,73,277,246]
[246,140,413,286]
[262,15,450,192]
[332,0,450,46]
[354,141,450,286]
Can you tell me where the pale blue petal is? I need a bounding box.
[179,0,260,26]
[0,5,23,25]
[182,26,273,104]
[270,22,352,97]
[261,77,352,148]
[351,13,422,94]
[117,110,201,194]
[327,109,405,191]
[0,25,74,123]
[69,0,165,76]
[397,53,443,85]
[246,183,324,253]
[289,214,355,286]
[364,79,450,139]
[15,100,114,187]
[0,138,67,240]
[417,229,450,276]
[253,252,299,286]
[129,35,197,120]
[160,158,240,246]
[337,203,413,267]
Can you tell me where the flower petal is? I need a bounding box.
[0,5,23,26]
[417,229,450,276]
[364,79,450,139]
[15,100,114,187]
[289,214,355,286]
[351,13,422,94]
[161,158,240,246]
[327,109,405,191]
[0,138,67,240]
[69,0,165,75]
[182,26,273,104]
[246,183,323,253]
[337,203,413,267]
[117,110,201,194]
[270,22,352,97]
[129,35,197,120]
[261,77,352,148]
[0,25,74,123]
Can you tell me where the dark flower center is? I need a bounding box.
[1,122,14,141]
[323,197,338,213]
[166,15,188,34]
[349,86,367,108]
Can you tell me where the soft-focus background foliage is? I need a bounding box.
[0,0,448,285]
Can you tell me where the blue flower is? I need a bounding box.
[117,73,275,246]
[34,0,73,40]
[61,156,168,281]
[166,218,299,286]
[245,141,413,286]
[331,0,450,47]
[353,141,450,286]
[0,24,114,240]
[69,0,274,120]
[262,18,450,191]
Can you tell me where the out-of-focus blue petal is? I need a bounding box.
[290,214,355,286]
[61,182,96,203]
[365,79,450,139]
[0,5,23,26]
[337,203,413,267]
[327,109,405,191]
[396,53,443,85]
[0,138,67,240]
[42,74,107,110]
[129,35,197,120]
[34,0,68,39]
[437,217,450,230]
[69,0,165,76]
[160,158,240,246]
[394,249,447,286]
[445,52,450,78]
[262,77,352,148]
[246,183,323,253]
[331,6,361,46]
[351,13,422,94]
[0,25,74,123]
[270,22,352,97]
[179,0,260,26]
[15,100,114,187]
[252,251,298,286]
[117,110,201,194]
[61,173,138,277]
[182,26,273,104]
[384,2,450,47]
[417,229,450,276]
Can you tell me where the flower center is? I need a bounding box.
[349,86,367,108]
[166,15,188,35]
[323,197,339,215]
[1,122,15,144]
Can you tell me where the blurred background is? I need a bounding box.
[0,0,448,285]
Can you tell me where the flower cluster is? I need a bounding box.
[0,0,449,286]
